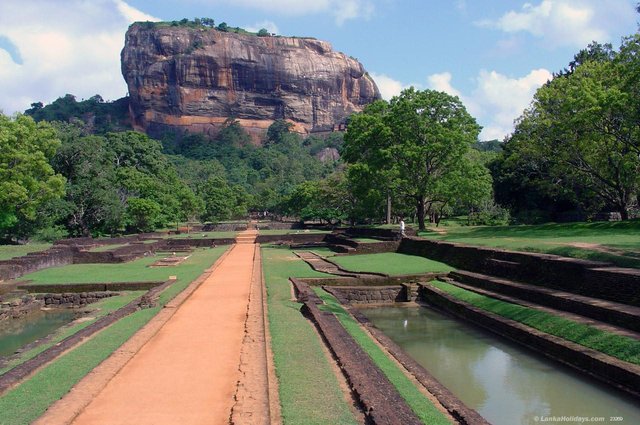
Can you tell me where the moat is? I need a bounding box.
[362,305,640,425]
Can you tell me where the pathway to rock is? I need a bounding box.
[39,229,271,425]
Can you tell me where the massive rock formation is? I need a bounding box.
[121,23,380,142]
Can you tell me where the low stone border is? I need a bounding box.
[349,308,489,425]
[37,292,118,307]
[323,285,406,304]
[291,278,423,425]
[419,282,640,399]
[0,278,176,395]
[399,237,640,306]
[17,281,164,293]
[297,272,448,287]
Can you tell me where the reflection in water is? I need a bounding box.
[361,306,640,425]
[0,309,75,358]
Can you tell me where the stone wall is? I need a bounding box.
[18,281,164,293]
[399,238,640,306]
[0,246,76,282]
[353,241,400,254]
[323,285,406,304]
[0,296,41,321]
[255,233,327,244]
[36,291,118,307]
[161,238,235,248]
[344,227,416,240]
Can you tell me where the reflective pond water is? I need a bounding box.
[361,305,640,425]
[0,309,76,358]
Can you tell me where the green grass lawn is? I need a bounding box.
[419,220,640,268]
[331,253,454,276]
[257,229,331,235]
[430,280,640,365]
[0,246,227,424]
[18,247,227,284]
[0,243,52,261]
[164,231,238,239]
[314,288,450,425]
[262,247,358,425]
[87,243,129,252]
[353,237,384,243]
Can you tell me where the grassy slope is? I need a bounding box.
[314,288,450,425]
[0,244,52,261]
[262,247,358,425]
[19,247,226,284]
[331,252,453,275]
[430,280,640,365]
[419,221,640,268]
[0,246,227,424]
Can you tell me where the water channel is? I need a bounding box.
[0,309,76,358]
[361,305,640,425]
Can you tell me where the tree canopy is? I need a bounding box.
[495,36,640,221]
[0,114,65,240]
[343,88,489,229]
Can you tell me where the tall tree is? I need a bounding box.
[504,51,639,219]
[343,88,482,229]
[0,114,65,239]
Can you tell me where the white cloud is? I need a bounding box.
[427,72,463,98]
[245,20,280,35]
[478,0,635,47]
[369,73,416,101]
[115,0,158,22]
[425,69,552,140]
[0,1,159,115]
[201,0,374,25]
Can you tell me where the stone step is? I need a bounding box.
[450,270,640,334]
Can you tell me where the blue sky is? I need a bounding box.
[0,0,637,140]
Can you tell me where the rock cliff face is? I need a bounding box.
[121,24,380,142]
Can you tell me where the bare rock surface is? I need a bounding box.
[122,24,380,142]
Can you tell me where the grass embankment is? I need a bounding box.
[0,244,52,261]
[262,247,358,425]
[419,220,640,268]
[0,246,228,425]
[18,248,225,284]
[429,280,640,365]
[331,252,453,276]
[314,288,451,424]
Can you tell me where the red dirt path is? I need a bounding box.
[65,231,261,424]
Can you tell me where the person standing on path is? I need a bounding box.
[400,219,406,237]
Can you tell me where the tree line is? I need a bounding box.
[3,28,638,242]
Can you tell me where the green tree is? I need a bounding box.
[505,44,640,220]
[343,88,482,229]
[0,114,65,239]
[257,28,269,37]
[126,197,161,232]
